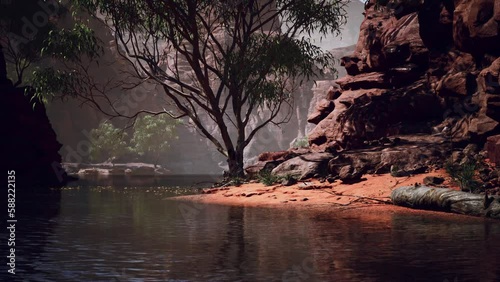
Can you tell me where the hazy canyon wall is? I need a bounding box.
[46,1,365,174]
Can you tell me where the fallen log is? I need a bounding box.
[391,186,500,219]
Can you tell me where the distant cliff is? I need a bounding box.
[308,0,500,151]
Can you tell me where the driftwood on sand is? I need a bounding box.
[391,186,500,219]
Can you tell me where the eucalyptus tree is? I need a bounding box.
[47,0,347,177]
[0,0,59,85]
[0,0,101,90]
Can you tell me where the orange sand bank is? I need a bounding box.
[171,170,487,221]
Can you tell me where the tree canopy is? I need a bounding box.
[0,0,100,92]
[19,0,347,177]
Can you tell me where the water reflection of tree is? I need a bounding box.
[215,207,246,276]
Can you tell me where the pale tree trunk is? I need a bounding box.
[391,186,500,219]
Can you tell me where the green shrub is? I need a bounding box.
[88,115,179,166]
[131,115,178,167]
[258,170,279,186]
[292,137,309,148]
[446,160,480,193]
[88,121,130,162]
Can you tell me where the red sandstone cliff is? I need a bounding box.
[308,0,500,151]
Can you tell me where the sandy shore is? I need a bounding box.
[170,170,486,221]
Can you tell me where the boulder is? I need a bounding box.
[308,83,442,151]
[450,151,465,164]
[486,135,500,164]
[258,150,297,162]
[307,99,335,125]
[326,85,342,100]
[463,143,479,156]
[338,165,363,183]
[335,72,388,90]
[245,160,282,176]
[453,0,500,55]
[308,88,387,149]
[423,176,445,186]
[282,177,297,186]
[478,58,500,94]
[341,55,362,76]
[124,165,155,176]
[322,135,448,177]
[467,115,500,138]
[78,168,107,176]
[271,152,333,180]
[437,71,470,97]
[73,163,171,177]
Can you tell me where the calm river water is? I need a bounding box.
[6,175,500,281]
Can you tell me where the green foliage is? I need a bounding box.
[73,0,346,109]
[88,121,129,162]
[30,22,103,103]
[237,34,336,106]
[87,115,178,165]
[41,23,102,61]
[131,115,179,166]
[54,0,347,177]
[445,160,480,193]
[292,137,309,148]
[258,170,279,186]
[29,68,79,103]
[1,0,101,92]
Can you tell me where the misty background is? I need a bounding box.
[46,1,365,174]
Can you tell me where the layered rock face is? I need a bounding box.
[308,0,500,151]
